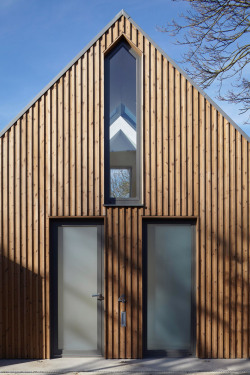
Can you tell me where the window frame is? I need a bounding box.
[104,40,142,206]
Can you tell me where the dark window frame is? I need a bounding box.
[104,40,142,206]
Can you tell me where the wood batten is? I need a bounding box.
[0,14,249,360]
[103,33,142,58]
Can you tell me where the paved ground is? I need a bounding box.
[0,358,250,374]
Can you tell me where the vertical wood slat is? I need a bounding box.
[193,89,199,217]
[9,127,14,357]
[27,108,33,357]
[26,108,34,356]
[163,58,169,216]
[175,69,181,216]
[224,120,230,358]
[144,39,150,216]
[58,78,64,216]
[137,23,144,362]
[181,76,187,216]
[70,67,76,216]
[88,47,94,216]
[118,16,125,36]
[125,16,130,39]
[218,113,224,358]
[64,72,70,217]
[39,97,46,359]
[156,51,162,216]
[33,102,39,358]
[138,208,143,358]
[125,208,132,358]
[0,15,249,360]
[100,35,105,216]
[242,138,248,357]
[236,131,242,358]
[131,209,138,358]
[187,81,193,216]
[0,137,2,357]
[3,132,9,358]
[199,96,206,358]
[112,20,119,41]
[45,90,51,358]
[131,23,137,45]
[106,208,113,358]
[76,61,82,216]
[169,63,175,216]
[21,114,27,358]
[82,55,88,216]
[150,46,156,216]
[196,92,201,356]
[119,208,125,358]
[211,107,218,358]
[113,208,119,358]
[94,40,100,216]
[193,88,199,356]
[230,125,236,358]
[14,122,20,357]
[205,101,212,358]
[51,86,58,217]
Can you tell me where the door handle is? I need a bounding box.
[118,294,126,303]
[91,293,104,301]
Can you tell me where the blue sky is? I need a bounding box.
[0,0,249,136]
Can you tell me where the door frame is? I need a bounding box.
[142,217,197,357]
[49,217,105,358]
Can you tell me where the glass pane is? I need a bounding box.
[110,168,131,198]
[107,44,137,199]
[58,226,98,351]
[147,224,192,351]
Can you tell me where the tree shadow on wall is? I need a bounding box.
[0,254,43,359]
[193,230,249,359]
[106,224,250,359]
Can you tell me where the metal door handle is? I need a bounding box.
[118,294,126,303]
[91,293,104,301]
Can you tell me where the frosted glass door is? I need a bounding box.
[54,224,103,356]
[146,223,194,355]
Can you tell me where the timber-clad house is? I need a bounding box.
[0,10,250,359]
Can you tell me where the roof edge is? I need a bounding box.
[122,10,250,142]
[0,9,125,138]
[1,9,249,142]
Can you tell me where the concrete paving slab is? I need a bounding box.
[0,358,250,374]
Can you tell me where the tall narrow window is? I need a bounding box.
[104,40,141,205]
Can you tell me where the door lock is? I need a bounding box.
[91,293,104,301]
[118,294,126,303]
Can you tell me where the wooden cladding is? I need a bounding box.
[0,15,249,359]
[106,207,143,358]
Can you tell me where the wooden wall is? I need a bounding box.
[0,15,249,359]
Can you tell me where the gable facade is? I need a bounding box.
[0,11,249,359]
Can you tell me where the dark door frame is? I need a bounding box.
[142,217,197,357]
[50,218,104,358]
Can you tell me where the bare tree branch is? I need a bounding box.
[160,0,250,123]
